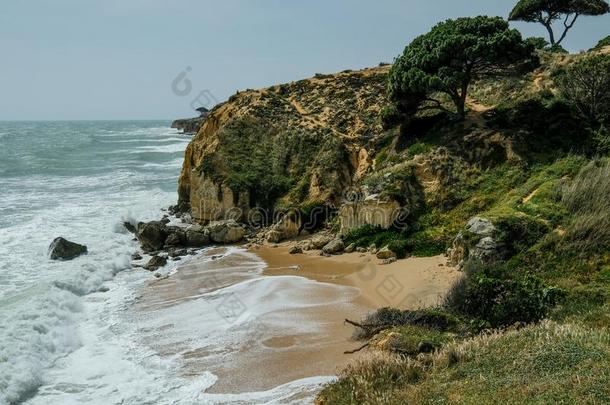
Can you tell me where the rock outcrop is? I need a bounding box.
[177,67,389,221]
[136,221,168,252]
[339,196,402,233]
[207,220,246,244]
[48,237,87,260]
[447,216,503,267]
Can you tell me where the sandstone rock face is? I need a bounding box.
[376,246,397,260]
[171,115,207,134]
[265,212,301,243]
[177,67,389,221]
[322,239,345,255]
[190,176,251,223]
[136,221,168,252]
[48,237,87,260]
[207,220,245,244]
[344,243,356,253]
[339,197,401,233]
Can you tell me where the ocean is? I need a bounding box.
[0,121,342,404]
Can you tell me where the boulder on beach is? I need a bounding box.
[164,227,186,247]
[289,245,303,254]
[310,233,334,250]
[207,220,245,244]
[49,237,88,260]
[144,255,167,271]
[322,239,345,255]
[376,246,397,260]
[136,221,168,252]
[185,227,210,247]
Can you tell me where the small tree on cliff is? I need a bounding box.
[509,0,610,46]
[388,16,535,121]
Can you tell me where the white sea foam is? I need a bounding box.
[0,121,344,405]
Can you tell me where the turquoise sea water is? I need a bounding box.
[0,121,336,405]
[0,121,190,404]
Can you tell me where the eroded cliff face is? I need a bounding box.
[178,67,390,223]
[176,58,542,228]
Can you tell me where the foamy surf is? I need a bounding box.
[0,121,351,405]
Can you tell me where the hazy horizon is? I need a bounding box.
[2,0,608,121]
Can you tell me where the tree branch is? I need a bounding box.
[557,13,579,46]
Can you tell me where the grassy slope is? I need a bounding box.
[317,322,610,404]
[318,49,610,404]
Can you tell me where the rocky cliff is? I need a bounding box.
[177,48,608,238]
[177,67,389,223]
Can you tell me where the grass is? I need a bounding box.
[317,321,610,404]
[561,159,610,252]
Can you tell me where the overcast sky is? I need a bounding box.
[1,0,608,120]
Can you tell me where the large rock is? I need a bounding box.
[447,216,502,268]
[185,225,210,247]
[376,246,397,260]
[265,230,284,244]
[465,217,495,236]
[310,233,335,250]
[322,239,345,255]
[49,237,87,260]
[207,220,245,244]
[144,255,167,271]
[136,221,168,252]
[266,211,301,243]
[164,227,186,247]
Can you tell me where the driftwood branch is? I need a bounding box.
[344,343,370,355]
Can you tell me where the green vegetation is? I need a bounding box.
[388,16,535,120]
[557,55,610,149]
[444,259,565,328]
[509,0,610,46]
[200,117,348,211]
[317,321,610,404]
[561,160,610,252]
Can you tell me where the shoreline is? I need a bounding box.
[134,239,460,396]
[255,242,460,310]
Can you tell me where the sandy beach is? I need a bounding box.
[133,243,460,396]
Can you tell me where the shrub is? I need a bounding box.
[373,325,452,356]
[558,54,610,128]
[490,98,583,154]
[561,159,610,251]
[525,36,549,50]
[444,260,565,327]
[493,214,551,257]
[380,104,405,130]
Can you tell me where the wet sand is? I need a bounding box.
[133,244,460,396]
[257,244,460,309]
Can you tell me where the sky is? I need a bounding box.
[1,0,608,121]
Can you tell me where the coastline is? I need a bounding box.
[133,240,460,397]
